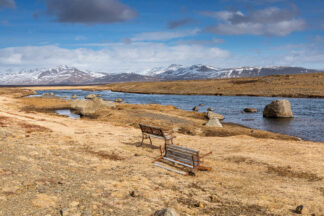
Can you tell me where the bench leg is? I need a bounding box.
[196,166,211,171]
[148,136,152,145]
[138,134,145,146]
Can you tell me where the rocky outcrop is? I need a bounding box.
[71,94,78,99]
[153,208,178,216]
[71,98,115,117]
[207,107,213,111]
[242,108,257,113]
[205,118,223,128]
[207,111,224,120]
[263,100,293,118]
[192,106,198,111]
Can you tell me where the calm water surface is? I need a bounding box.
[33,90,324,142]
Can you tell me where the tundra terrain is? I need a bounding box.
[26,72,324,98]
[0,88,323,215]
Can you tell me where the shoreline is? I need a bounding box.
[20,72,324,99]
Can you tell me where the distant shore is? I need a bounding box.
[22,72,324,98]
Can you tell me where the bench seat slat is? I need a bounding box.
[166,155,199,166]
[163,157,194,168]
[166,150,197,162]
[167,145,198,153]
[167,147,198,157]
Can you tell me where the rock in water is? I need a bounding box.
[153,208,179,216]
[192,106,198,111]
[205,118,223,128]
[207,107,214,111]
[263,100,293,118]
[71,94,78,99]
[85,94,97,100]
[243,108,257,113]
[114,98,123,103]
[207,111,224,120]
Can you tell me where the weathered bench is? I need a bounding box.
[138,124,175,146]
[154,144,212,175]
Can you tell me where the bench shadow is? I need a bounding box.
[122,141,160,150]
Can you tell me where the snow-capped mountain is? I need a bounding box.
[0,64,319,85]
[0,65,103,85]
[144,64,318,81]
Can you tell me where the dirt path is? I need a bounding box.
[0,95,323,215]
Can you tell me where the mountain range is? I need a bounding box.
[0,64,319,85]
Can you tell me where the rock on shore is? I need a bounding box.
[71,97,115,117]
[263,100,293,118]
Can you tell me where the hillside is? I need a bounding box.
[103,72,324,98]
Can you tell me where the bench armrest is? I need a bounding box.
[200,151,212,159]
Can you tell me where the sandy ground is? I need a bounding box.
[0,94,324,216]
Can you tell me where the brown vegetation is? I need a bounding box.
[101,72,324,98]
[0,88,323,215]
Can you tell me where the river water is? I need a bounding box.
[33,90,324,142]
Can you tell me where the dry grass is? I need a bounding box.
[102,72,324,98]
[266,165,322,182]
[18,122,52,133]
[0,89,323,215]
[19,97,71,113]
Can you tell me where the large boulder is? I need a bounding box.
[205,118,223,128]
[192,106,198,111]
[71,98,115,117]
[263,100,293,118]
[207,111,224,120]
[153,208,178,216]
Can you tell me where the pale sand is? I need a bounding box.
[0,95,323,215]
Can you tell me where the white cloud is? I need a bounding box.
[203,7,306,36]
[0,43,230,73]
[132,28,200,41]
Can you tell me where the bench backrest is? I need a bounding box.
[165,145,199,166]
[139,124,165,137]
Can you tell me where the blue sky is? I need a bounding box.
[0,0,323,73]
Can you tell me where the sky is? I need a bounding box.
[0,0,324,73]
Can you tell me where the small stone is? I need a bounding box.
[209,194,220,202]
[207,107,213,111]
[199,104,204,106]
[192,106,198,111]
[36,185,46,193]
[81,211,92,216]
[294,205,303,214]
[242,107,257,113]
[70,201,79,207]
[153,208,178,216]
[129,190,139,197]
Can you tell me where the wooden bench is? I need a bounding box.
[154,144,212,175]
[138,124,175,146]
